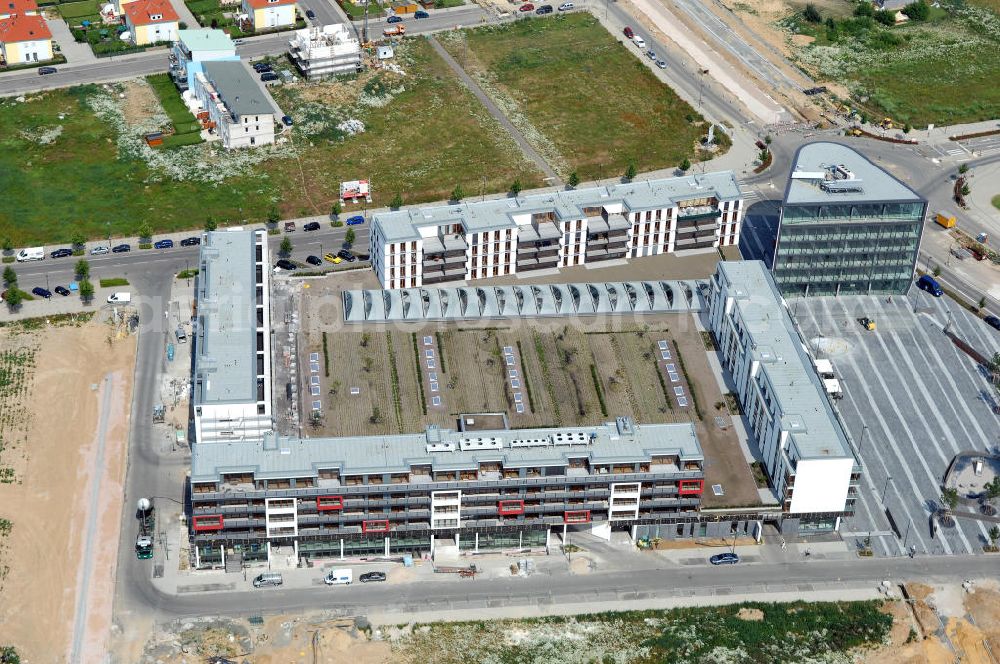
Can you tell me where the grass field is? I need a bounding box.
[439,14,719,180]
[56,0,101,22]
[308,323,689,437]
[0,39,539,244]
[790,0,1000,125]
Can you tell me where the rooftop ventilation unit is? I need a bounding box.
[458,437,504,451]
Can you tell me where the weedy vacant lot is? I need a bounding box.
[439,14,721,180]
[0,39,538,244]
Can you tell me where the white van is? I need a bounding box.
[252,572,283,588]
[16,247,44,262]
[324,568,353,585]
[107,292,131,304]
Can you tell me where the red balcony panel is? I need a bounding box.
[678,479,704,496]
[362,519,390,533]
[192,515,224,531]
[498,499,525,516]
[316,495,344,511]
[564,510,591,524]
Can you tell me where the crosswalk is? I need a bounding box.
[739,184,763,203]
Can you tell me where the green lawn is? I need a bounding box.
[440,14,716,180]
[146,73,203,140]
[0,40,540,244]
[57,0,101,22]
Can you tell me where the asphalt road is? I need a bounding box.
[133,551,999,620]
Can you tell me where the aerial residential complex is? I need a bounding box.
[706,260,860,534]
[287,24,361,79]
[193,61,276,148]
[369,173,744,290]
[772,142,926,297]
[188,418,707,567]
[192,229,274,445]
[169,28,238,91]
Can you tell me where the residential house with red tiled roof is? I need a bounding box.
[241,0,296,31]
[0,12,52,65]
[124,0,178,45]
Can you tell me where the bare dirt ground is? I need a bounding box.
[121,79,164,128]
[0,317,136,663]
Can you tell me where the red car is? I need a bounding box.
[519,2,534,10]
[623,26,634,38]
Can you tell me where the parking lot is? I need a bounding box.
[795,290,1000,557]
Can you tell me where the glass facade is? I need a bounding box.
[773,201,925,296]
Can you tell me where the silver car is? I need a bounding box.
[90,245,110,256]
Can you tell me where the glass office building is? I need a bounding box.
[772,143,926,297]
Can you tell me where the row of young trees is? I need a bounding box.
[2,260,94,310]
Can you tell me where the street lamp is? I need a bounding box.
[880,474,893,504]
[858,423,868,453]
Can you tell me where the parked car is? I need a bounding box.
[252,572,283,588]
[50,248,72,258]
[303,221,321,231]
[260,72,280,83]
[305,8,316,18]
[519,2,534,10]
[337,249,357,262]
[55,286,70,296]
[633,35,646,48]
[623,26,634,38]
[345,215,365,226]
[253,62,272,73]
[31,287,52,299]
[414,9,429,17]
[323,253,342,264]
[90,245,110,256]
[38,66,57,75]
[359,571,386,583]
[284,221,296,232]
[153,239,174,249]
[281,115,294,126]
[646,49,656,59]
[112,243,131,253]
[535,4,553,13]
[983,315,1000,330]
[324,568,353,585]
[180,237,201,247]
[916,274,943,297]
[709,552,740,565]
[558,2,574,9]
[387,14,402,22]
[305,255,323,266]
[275,259,298,271]
[656,59,667,69]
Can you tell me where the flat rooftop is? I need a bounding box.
[194,230,260,406]
[374,172,742,243]
[178,28,234,53]
[717,261,853,461]
[191,418,704,480]
[783,142,924,206]
[202,61,273,117]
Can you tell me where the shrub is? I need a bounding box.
[902,0,929,20]
[804,3,822,22]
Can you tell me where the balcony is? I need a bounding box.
[423,234,467,255]
[677,205,720,221]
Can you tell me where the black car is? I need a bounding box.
[359,571,386,583]
[709,552,740,565]
[55,286,70,296]
[112,243,131,253]
[260,72,280,82]
[154,239,174,249]
[303,221,321,231]
[180,237,201,247]
[38,66,58,75]
[337,250,357,262]
[275,259,297,271]
[281,115,294,127]
[31,286,52,299]
[50,248,72,258]
[253,63,273,73]
[536,4,553,13]
[985,315,1000,331]
[306,255,323,266]
[305,8,316,18]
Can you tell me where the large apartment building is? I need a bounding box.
[369,174,743,290]
[188,418,706,568]
[706,261,860,534]
[169,28,237,91]
[193,61,275,149]
[193,229,274,445]
[772,142,926,297]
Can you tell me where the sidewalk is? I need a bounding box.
[45,14,98,66]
